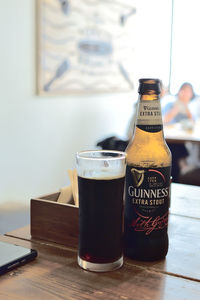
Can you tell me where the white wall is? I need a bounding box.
[0,1,134,205]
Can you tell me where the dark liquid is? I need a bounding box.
[78,176,125,264]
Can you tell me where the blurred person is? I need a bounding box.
[163,82,195,124]
[187,95,200,170]
[162,83,197,182]
[190,95,200,121]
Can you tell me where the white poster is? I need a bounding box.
[37,0,136,94]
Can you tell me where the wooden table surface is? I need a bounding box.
[0,183,200,300]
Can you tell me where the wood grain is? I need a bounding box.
[6,210,200,282]
[0,235,200,300]
[2,183,200,299]
[31,197,78,247]
[170,183,200,218]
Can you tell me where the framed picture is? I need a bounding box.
[37,0,136,95]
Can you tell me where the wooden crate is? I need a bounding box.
[31,192,79,248]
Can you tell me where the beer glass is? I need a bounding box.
[76,150,126,272]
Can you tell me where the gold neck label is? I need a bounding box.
[136,100,162,132]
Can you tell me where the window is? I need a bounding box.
[170,0,200,94]
[135,0,200,95]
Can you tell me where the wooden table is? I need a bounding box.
[0,183,200,300]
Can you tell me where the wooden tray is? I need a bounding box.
[31,192,78,248]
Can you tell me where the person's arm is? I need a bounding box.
[163,101,193,124]
[163,104,179,124]
[184,105,193,119]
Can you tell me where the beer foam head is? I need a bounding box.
[76,150,126,179]
[78,169,125,180]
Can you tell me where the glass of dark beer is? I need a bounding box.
[76,150,126,272]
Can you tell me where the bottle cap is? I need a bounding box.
[138,78,161,95]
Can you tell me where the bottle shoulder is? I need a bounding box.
[126,133,171,168]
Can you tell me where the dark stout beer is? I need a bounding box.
[124,79,172,261]
[78,175,125,264]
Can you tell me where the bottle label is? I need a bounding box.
[136,100,162,132]
[125,165,171,236]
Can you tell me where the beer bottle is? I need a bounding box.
[124,78,171,261]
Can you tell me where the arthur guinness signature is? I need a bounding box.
[130,211,168,235]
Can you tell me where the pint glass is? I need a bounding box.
[76,150,126,272]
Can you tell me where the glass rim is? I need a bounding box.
[76,150,126,161]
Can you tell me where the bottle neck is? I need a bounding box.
[140,94,159,101]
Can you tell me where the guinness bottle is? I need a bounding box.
[124,78,171,261]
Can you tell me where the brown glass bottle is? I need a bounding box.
[124,78,172,261]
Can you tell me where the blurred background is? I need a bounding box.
[0,0,199,230]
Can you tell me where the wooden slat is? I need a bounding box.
[5,225,31,241]
[5,210,200,282]
[3,183,200,299]
[0,235,200,300]
[170,183,200,218]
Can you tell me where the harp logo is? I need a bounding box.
[131,168,145,187]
